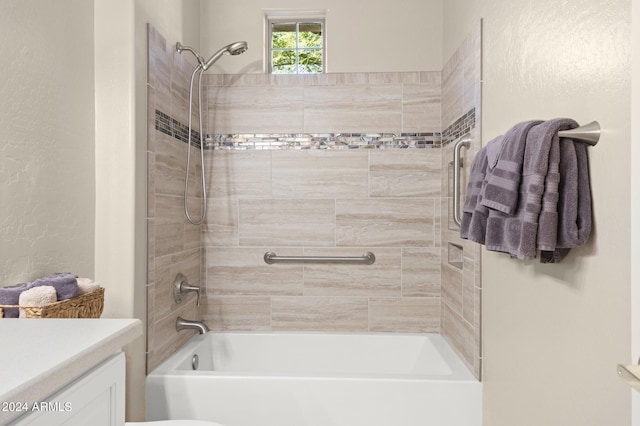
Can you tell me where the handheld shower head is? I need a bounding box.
[202,41,248,70]
[175,39,248,225]
[227,41,249,55]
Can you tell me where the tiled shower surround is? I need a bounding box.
[146,24,482,378]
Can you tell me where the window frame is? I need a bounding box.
[267,17,326,74]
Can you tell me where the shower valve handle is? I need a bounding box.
[173,273,202,306]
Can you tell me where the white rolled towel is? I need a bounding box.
[19,286,57,318]
[77,278,100,295]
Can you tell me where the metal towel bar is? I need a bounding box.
[617,363,640,392]
[452,133,472,227]
[264,251,376,265]
[557,121,600,146]
[450,121,599,228]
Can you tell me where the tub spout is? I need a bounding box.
[176,316,210,334]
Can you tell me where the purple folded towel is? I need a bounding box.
[0,273,79,318]
[460,118,592,263]
[0,282,32,318]
[483,119,579,260]
[31,273,79,301]
[481,120,542,214]
[540,135,592,263]
[460,137,494,244]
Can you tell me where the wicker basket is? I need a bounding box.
[0,287,105,319]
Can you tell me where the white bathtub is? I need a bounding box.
[146,332,482,426]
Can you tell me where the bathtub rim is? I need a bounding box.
[147,331,479,383]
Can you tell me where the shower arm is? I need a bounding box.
[176,41,248,71]
[176,42,205,67]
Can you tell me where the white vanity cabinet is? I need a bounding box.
[12,353,125,425]
[0,319,142,426]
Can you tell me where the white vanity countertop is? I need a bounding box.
[0,318,142,423]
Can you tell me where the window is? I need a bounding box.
[268,19,325,74]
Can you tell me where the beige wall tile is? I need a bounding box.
[369,297,440,332]
[148,29,171,120]
[205,150,271,199]
[170,50,194,126]
[147,329,192,374]
[439,28,482,380]
[239,199,336,246]
[147,89,157,153]
[154,222,184,258]
[402,248,441,297]
[206,247,303,295]
[304,85,402,133]
[402,83,441,132]
[264,74,306,86]
[333,72,369,85]
[155,193,184,225]
[147,153,156,217]
[147,220,156,284]
[271,150,369,199]
[302,248,401,296]
[206,74,229,86]
[434,192,442,248]
[272,297,369,331]
[441,252,463,314]
[147,24,206,372]
[153,248,200,319]
[184,223,201,251]
[368,72,418,84]
[462,254,476,324]
[441,142,453,198]
[369,150,442,198]
[463,33,482,114]
[154,133,187,197]
[441,302,475,374]
[206,85,304,133]
[204,296,272,331]
[441,54,464,129]
[202,199,239,247]
[336,199,435,247]
[185,157,204,199]
[147,298,198,373]
[146,283,156,355]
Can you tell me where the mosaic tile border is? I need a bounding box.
[154,108,475,150]
[204,132,441,150]
[155,110,202,147]
[442,107,476,146]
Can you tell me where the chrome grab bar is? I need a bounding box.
[264,251,376,265]
[452,133,472,227]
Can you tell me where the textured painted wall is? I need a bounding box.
[201,0,443,74]
[0,0,95,286]
[444,1,632,425]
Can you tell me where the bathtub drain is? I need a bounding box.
[191,354,199,370]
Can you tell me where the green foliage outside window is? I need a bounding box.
[271,21,323,74]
